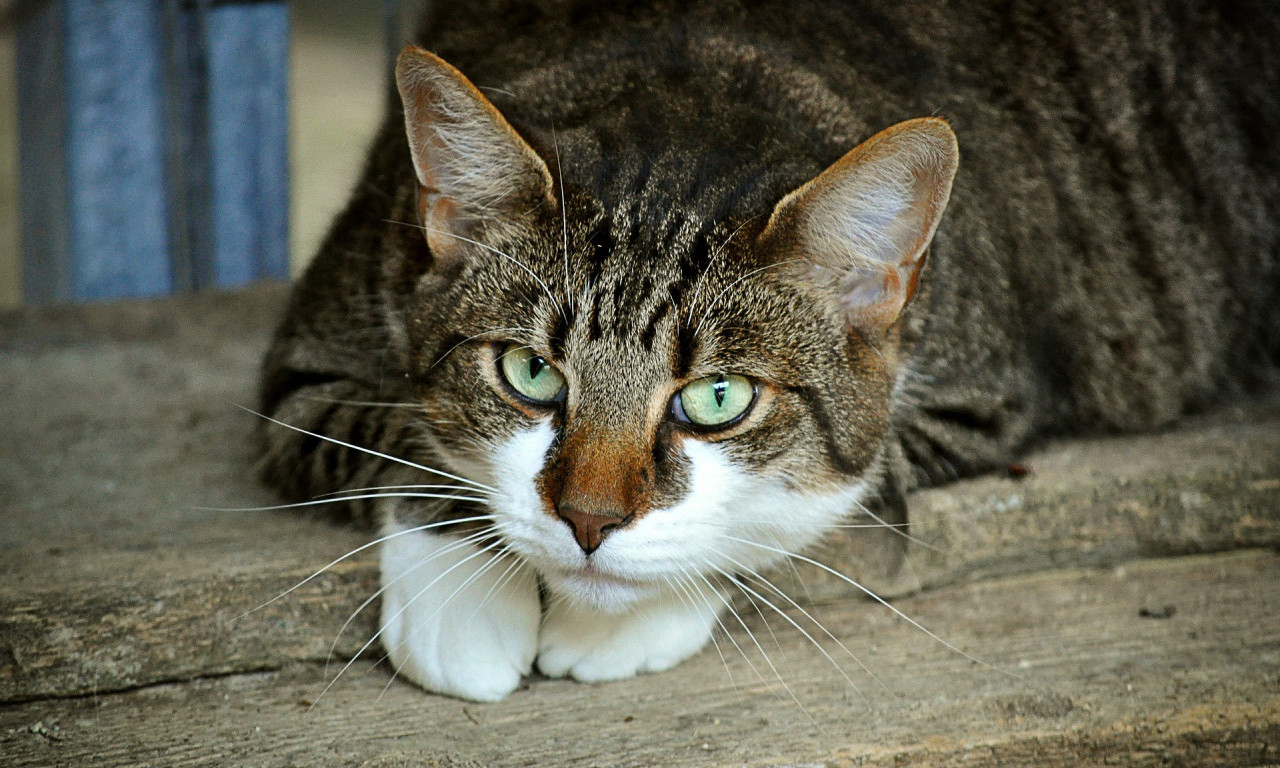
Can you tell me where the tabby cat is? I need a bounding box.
[258,0,1280,701]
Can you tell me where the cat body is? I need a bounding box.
[259,0,1280,701]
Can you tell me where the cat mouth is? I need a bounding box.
[571,561,638,587]
[550,562,660,609]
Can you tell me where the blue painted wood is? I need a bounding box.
[205,2,290,286]
[64,0,174,301]
[15,0,291,304]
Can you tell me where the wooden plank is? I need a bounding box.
[1,550,1276,767]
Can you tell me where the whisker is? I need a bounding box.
[718,553,891,702]
[233,516,494,620]
[852,500,941,553]
[200,491,489,514]
[240,404,498,494]
[379,543,514,698]
[314,537,507,707]
[315,484,486,500]
[684,213,765,325]
[662,573,747,700]
[694,259,802,337]
[295,394,425,409]
[687,567,808,716]
[324,527,498,679]
[552,127,571,314]
[721,536,1011,677]
[385,218,567,324]
[430,326,538,370]
[712,564,867,708]
[674,568,779,696]
[460,552,525,627]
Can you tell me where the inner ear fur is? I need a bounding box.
[760,117,959,333]
[395,46,555,260]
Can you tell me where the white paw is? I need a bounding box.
[379,527,540,702]
[536,586,721,682]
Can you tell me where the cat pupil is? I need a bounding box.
[712,376,727,408]
[528,356,545,380]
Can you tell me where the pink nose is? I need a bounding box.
[556,505,634,554]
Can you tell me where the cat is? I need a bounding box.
[257,0,1280,702]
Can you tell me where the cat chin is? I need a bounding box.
[540,566,663,613]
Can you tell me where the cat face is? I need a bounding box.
[395,47,957,610]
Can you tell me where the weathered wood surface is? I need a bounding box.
[2,286,1279,765]
[2,551,1277,767]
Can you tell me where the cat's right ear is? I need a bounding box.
[396,46,555,264]
[759,118,958,335]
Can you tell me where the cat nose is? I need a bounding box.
[556,504,634,555]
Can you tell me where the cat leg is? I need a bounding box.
[379,525,540,701]
[536,585,722,682]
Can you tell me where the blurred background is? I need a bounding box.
[0,0,408,309]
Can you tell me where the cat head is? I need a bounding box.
[394,47,957,610]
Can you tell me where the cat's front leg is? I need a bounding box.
[536,585,722,682]
[379,525,540,702]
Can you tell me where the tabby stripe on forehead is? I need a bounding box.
[795,386,864,476]
[585,220,613,283]
[547,309,570,359]
[586,295,604,343]
[639,301,669,350]
[673,321,697,380]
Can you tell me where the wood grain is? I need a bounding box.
[2,551,1276,767]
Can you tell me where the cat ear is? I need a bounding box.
[761,118,958,333]
[395,46,555,259]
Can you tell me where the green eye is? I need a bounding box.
[498,345,567,404]
[673,374,755,428]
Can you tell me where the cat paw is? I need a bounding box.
[379,527,540,702]
[536,587,721,682]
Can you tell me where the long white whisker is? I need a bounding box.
[552,127,571,314]
[694,259,802,337]
[712,565,867,707]
[430,326,538,370]
[461,553,525,627]
[677,568,778,695]
[379,544,514,698]
[719,554,890,702]
[324,527,497,679]
[663,573,745,699]
[690,567,808,716]
[314,537,506,706]
[722,536,1010,676]
[685,213,764,325]
[240,404,498,494]
[314,484,485,500]
[387,219,567,323]
[234,516,493,620]
[201,492,489,514]
[853,500,941,552]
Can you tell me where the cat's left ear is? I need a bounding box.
[396,46,555,262]
[760,118,958,333]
